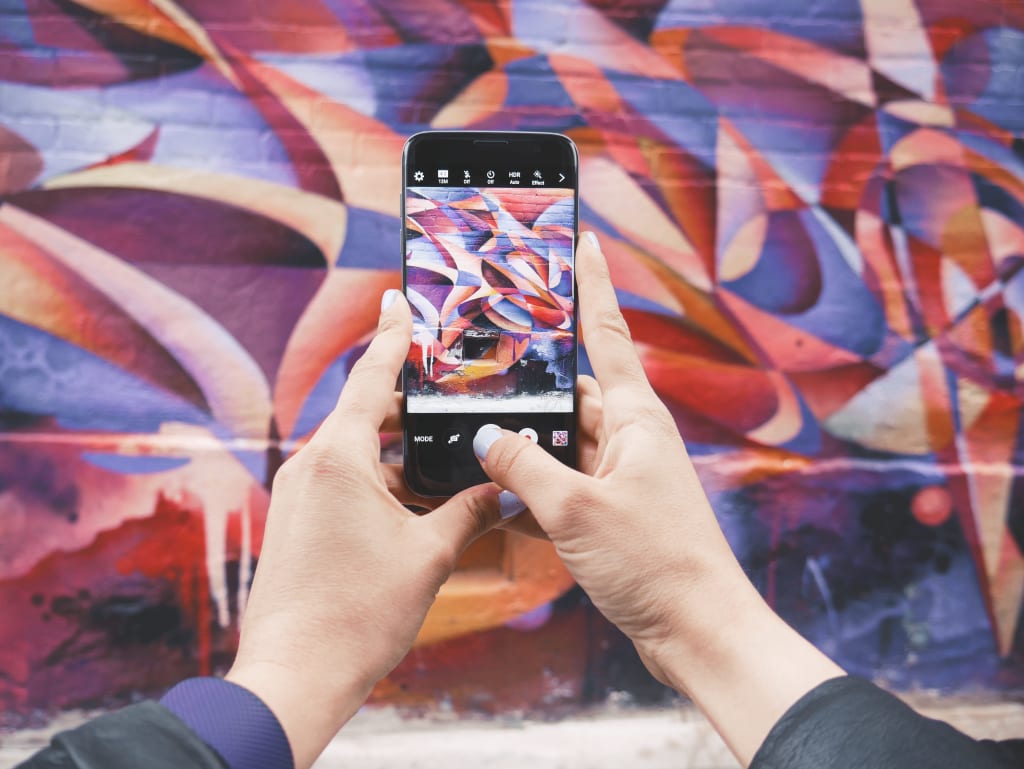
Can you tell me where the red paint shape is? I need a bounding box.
[0,493,237,714]
[912,485,954,527]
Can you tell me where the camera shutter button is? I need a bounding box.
[519,428,538,443]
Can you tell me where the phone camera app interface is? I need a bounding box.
[404,186,575,415]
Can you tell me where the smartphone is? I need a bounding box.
[401,131,579,496]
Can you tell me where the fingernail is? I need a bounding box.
[381,288,401,312]
[584,231,600,250]
[473,423,502,462]
[498,489,526,520]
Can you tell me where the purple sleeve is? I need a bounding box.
[161,678,294,769]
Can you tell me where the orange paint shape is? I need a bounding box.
[721,120,805,211]
[944,304,993,363]
[651,154,717,263]
[417,531,574,646]
[456,0,511,36]
[274,269,396,440]
[433,70,510,128]
[941,205,998,293]
[915,344,956,452]
[960,394,1024,655]
[746,370,805,446]
[549,54,625,119]
[581,155,710,291]
[991,533,1024,655]
[855,211,915,340]
[485,37,535,67]
[648,27,691,80]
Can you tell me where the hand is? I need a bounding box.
[473,233,844,767]
[227,290,503,769]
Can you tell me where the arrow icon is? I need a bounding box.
[559,173,566,182]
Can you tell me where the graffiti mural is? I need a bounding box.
[405,186,576,409]
[1,0,1024,718]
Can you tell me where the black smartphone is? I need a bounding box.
[401,130,579,496]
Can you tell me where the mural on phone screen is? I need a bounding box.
[404,187,575,414]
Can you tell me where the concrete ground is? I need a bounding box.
[3,695,1023,768]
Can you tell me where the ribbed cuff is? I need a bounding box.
[161,677,294,769]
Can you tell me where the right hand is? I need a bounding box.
[473,231,749,673]
[473,232,843,767]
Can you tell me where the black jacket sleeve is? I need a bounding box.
[16,701,227,769]
[751,676,1024,769]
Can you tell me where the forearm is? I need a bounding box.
[647,572,844,767]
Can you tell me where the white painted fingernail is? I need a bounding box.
[381,288,401,312]
[584,231,600,249]
[499,490,526,519]
[473,423,502,462]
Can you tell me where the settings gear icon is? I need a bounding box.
[413,170,424,182]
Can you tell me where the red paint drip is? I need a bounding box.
[114,494,212,673]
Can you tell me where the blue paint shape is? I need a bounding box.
[945,28,1024,134]
[339,207,401,269]
[0,2,34,47]
[615,289,682,317]
[656,0,866,57]
[504,56,577,111]
[0,315,213,434]
[777,385,822,455]
[974,174,1024,229]
[82,453,192,475]
[610,72,719,171]
[289,350,353,441]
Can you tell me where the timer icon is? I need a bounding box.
[486,170,495,179]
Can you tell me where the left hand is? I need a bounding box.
[227,289,503,769]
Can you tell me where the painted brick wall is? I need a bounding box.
[1,0,1024,720]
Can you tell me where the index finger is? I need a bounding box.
[576,233,657,417]
[321,289,411,441]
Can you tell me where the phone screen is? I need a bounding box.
[402,132,578,496]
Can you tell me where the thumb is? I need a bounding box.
[472,424,579,526]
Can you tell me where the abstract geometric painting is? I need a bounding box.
[1,0,1023,718]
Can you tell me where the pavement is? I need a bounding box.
[3,693,1023,768]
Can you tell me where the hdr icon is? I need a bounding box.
[414,435,433,443]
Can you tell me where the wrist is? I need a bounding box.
[226,658,373,769]
[636,566,768,691]
[642,572,844,766]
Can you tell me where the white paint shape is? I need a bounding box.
[861,0,937,100]
[825,350,930,454]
